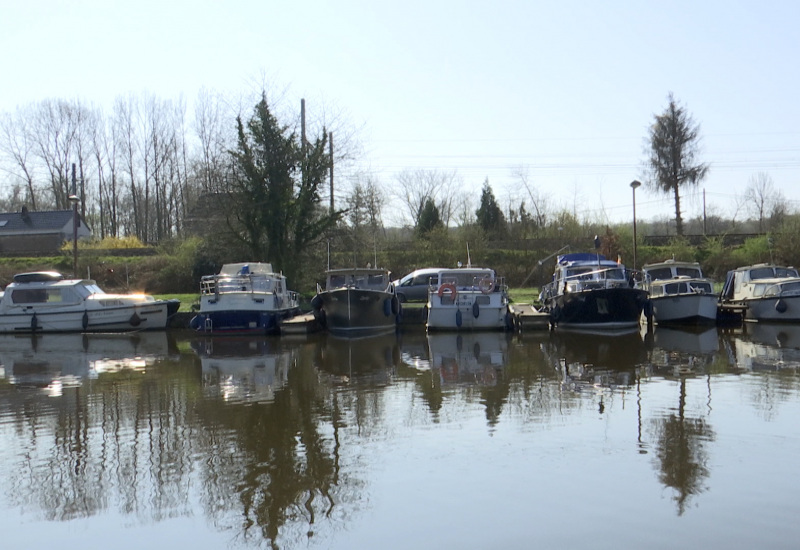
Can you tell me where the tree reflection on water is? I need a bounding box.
[0,325,798,547]
[649,377,714,515]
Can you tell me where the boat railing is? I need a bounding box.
[200,274,278,296]
[434,275,507,294]
[542,266,631,298]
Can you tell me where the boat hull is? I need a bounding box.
[547,287,648,329]
[650,293,718,325]
[743,296,800,322]
[0,301,172,333]
[314,288,399,336]
[190,307,299,335]
[426,291,510,331]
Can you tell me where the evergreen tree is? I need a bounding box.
[645,93,709,236]
[416,197,442,237]
[227,94,340,283]
[475,179,506,237]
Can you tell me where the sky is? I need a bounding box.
[2,0,800,227]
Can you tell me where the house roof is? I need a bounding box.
[0,209,85,234]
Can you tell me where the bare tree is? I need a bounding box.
[0,110,39,209]
[393,168,462,228]
[343,174,385,265]
[194,88,232,193]
[743,172,784,232]
[511,165,548,228]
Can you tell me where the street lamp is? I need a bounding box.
[68,193,79,278]
[630,180,642,272]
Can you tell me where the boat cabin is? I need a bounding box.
[200,263,286,296]
[644,261,704,281]
[642,260,714,297]
[438,268,497,291]
[325,268,392,291]
[548,253,629,295]
[721,264,800,302]
[2,274,104,307]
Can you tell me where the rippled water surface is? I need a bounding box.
[0,324,799,549]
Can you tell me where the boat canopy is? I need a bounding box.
[12,271,65,283]
[557,253,607,264]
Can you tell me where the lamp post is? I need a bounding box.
[69,163,79,277]
[630,180,641,271]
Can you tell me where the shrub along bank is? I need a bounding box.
[0,231,795,299]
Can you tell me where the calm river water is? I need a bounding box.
[0,324,798,550]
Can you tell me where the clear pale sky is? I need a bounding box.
[2,0,799,227]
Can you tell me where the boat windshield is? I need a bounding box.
[328,272,388,290]
[645,267,673,281]
[565,266,625,281]
[677,267,702,278]
[764,281,800,297]
[750,266,800,279]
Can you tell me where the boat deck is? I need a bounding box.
[280,313,323,335]
[508,303,551,331]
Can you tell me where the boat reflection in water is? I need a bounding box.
[426,332,508,386]
[0,332,174,394]
[542,328,647,391]
[191,337,297,403]
[314,332,401,385]
[646,326,720,378]
[732,322,800,371]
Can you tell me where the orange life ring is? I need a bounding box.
[479,277,494,294]
[437,283,457,301]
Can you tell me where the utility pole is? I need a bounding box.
[329,131,334,213]
[300,98,306,151]
[703,188,707,235]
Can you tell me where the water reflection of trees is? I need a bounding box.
[3,326,800,544]
[648,378,713,515]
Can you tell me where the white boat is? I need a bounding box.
[426,266,510,331]
[539,253,648,330]
[719,263,800,322]
[311,268,400,336]
[189,262,300,335]
[0,271,179,333]
[641,259,718,325]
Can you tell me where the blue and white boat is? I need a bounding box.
[190,263,300,335]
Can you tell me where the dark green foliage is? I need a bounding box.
[226,94,342,284]
[475,180,506,237]
[645,94,709,236]
[416,198,442,237]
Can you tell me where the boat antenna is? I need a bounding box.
[521,245,569,288]
[327,239,331,271]
[536,245,570,267]
[594,235,601,264]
